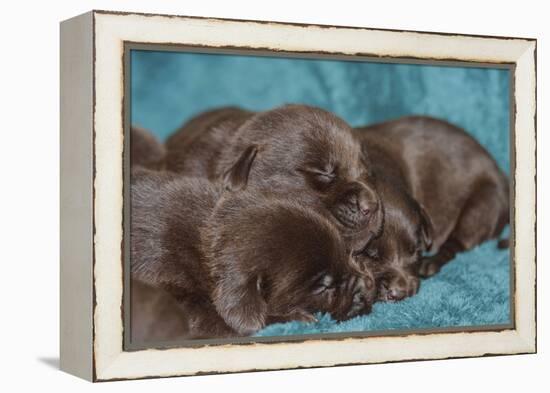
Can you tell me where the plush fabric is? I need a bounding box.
[131,50,511,336]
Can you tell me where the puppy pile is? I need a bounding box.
[130,105,509,343]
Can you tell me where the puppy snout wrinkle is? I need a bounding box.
[358,188,378,217]
[345,184,378,218]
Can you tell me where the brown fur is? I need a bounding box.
[165,107,253,177]
[130,126,166,170]
[130,168,236,340]
[130,279,235,342]
[355,116,509,288]
[352,135,432,301]
[202,191,376,335]
[131,164,376,339]
[166,105,383,252]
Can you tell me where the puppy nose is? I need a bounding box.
[386,288,407,301]
[345,291,372,319]
[353,290,365,304]
[356,188,378,217]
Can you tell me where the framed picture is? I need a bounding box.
[60,10,536,382]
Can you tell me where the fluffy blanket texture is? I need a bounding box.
[131,50,511,336]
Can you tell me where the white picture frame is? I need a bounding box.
[60,10,536,382]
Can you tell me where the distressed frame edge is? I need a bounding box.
[92,8,537,42]
[59,11,95,381]
[511,40,537,354]
[89,11,537,382]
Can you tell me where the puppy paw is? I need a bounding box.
[224,313,266,336]
[292,310,318,324]
[417,257,441,278]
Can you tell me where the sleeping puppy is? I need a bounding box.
[351,139,432,301]
[355,116,509,283]
[132,148,375,338]
[130,126,165,170]
[166,105,383,252]
[202,191,377,335]
[131,144,256,296]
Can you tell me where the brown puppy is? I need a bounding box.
[131,143,257,294]
[131,166,376,338]
[130,126,166,170]
[202,191,376,335]
[355,116,509,283]
[352,139,432,301]
[166,105,383,251]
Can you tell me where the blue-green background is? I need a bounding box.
[131,50,511,335]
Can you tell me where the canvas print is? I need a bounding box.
[127,49,511,347]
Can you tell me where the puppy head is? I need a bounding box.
[358,182,433,302]
[203,194,376,335]
[226,105,383,251]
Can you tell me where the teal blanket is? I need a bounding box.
[131,50,511,336]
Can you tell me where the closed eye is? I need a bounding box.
[301,167,337,184]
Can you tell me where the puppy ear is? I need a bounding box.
[222,145,258,191]
[419,205,434,251]
[212,273,268,335]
